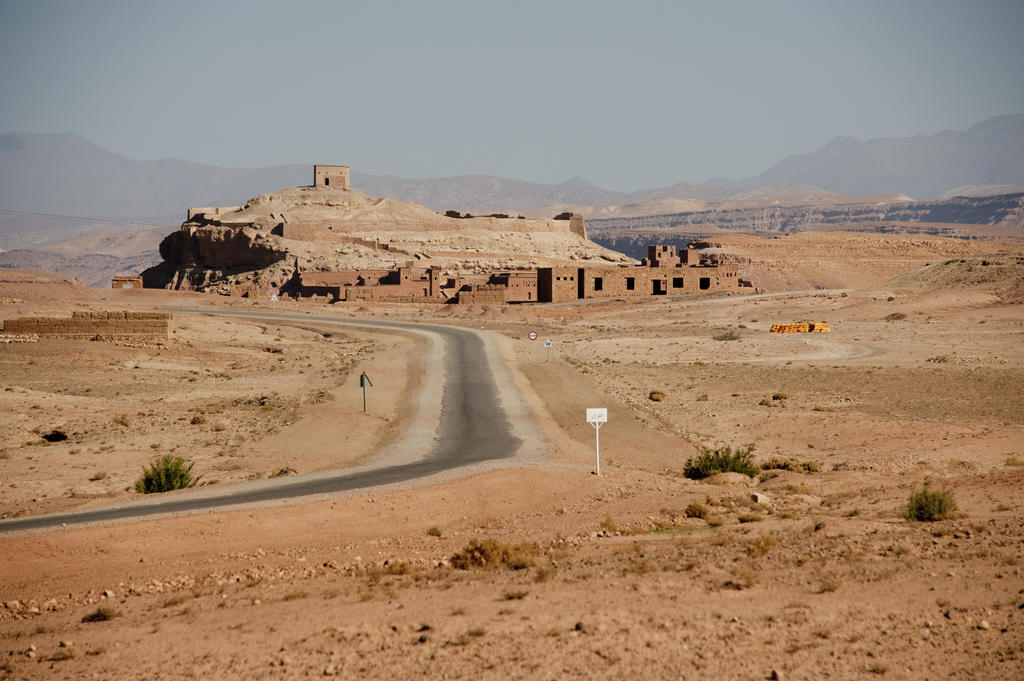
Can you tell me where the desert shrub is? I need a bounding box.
[450,539,533,570]
[771,392,788,401]
[190,414,206,425]
[648,390,665,402]
[683,445,758,479]
[42,429,68,442]
[684,501,708,519]
[761,457,820,473]
[713,329,740,341]
[738,513,763,523]
[134,455,200,494]
[427,526,442,537]
[746,534,777,557]
[696,393,709,402]
[81,606,120,623]
[905,480,957,521]
[88,471,108,481]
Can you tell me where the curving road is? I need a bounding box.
[0,310,523,534]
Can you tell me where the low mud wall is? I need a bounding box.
[2,311,173,338]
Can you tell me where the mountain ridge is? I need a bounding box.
[1,114,1022,252]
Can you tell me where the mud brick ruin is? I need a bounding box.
[313,164,350,189]
[285,244,743,304]
[538,244,742,303]
[2,311,172,338]
[111,275,144,289]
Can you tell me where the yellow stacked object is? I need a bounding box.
[770,323,811,333]
[770,322,830,333]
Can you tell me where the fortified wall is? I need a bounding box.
[2,311,173,338]
[455,285,508,305]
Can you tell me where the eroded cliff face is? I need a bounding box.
[143,225,292,292]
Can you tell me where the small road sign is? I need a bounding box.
[544,338,553,361]
[528,331,538,341]
[544,339,553,348]
[586,408,607,476]
[270,294,278,303]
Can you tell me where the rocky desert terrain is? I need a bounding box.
[1,234,1022,680]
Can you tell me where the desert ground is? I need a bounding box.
[1,237,1022,680]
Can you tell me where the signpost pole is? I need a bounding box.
[359,371,373,413]
[585,408,607,477]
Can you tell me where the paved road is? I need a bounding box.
[0,310,522,534]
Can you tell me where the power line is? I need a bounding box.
[0,208,176,229]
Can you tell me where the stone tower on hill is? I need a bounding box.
[313,164,350,189]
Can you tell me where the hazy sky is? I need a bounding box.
[1,0,1021,190]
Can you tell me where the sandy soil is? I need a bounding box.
[1,247,1023,680]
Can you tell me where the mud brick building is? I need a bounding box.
[537,245,740,303]
[297,266,446,302]
[111,275,144,289]
[313,164,350,189]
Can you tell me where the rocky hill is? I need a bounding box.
[144,184,630,294]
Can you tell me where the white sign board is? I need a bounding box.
[586,408,607,423]
[528,331,538,341]
[270,294,278,303]
[544,339,553,348]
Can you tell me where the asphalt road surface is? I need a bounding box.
[0,310,522,534]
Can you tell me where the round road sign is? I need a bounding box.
[528,331,538,341]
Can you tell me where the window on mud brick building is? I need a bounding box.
[699,277,710,290]
[594,277,603,292]
[626,277,635,290]
[672,277,684,288]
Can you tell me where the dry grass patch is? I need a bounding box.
[81,606,121,623]
[450,539,535,570]
[684,501,708,519]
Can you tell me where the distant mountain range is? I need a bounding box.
[1,113,1021,250]
[759,114,1024,198]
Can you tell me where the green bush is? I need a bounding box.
[683,445,758,479]
[905,480,957,521]
[134,455,200,494]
